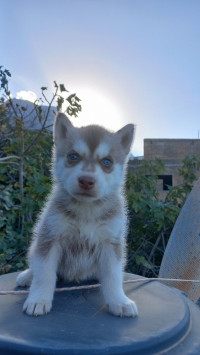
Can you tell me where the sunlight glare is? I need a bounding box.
[71,87,125,132]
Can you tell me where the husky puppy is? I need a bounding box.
[16,113,138,317]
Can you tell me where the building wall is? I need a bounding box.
[129,139,200,199]
[144,139,200,161]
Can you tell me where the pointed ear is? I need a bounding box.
[53,113,73,143]
[116,124,134,154]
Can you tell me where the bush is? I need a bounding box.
[126,156,200,277]
[0,127,52,273]
[0,66,81,274]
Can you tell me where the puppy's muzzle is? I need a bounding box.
[78,176,96,191]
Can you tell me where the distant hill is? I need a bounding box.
[9,99,56,131]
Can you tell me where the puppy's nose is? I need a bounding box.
[78,176,96,190]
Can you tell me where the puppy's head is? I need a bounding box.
[53,113,134,202]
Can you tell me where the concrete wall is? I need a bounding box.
[144,139,200,161]
[128,139,200,199]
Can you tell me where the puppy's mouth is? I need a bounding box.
[76,192,95,197]
[72,190,98,201]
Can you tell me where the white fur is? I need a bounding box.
[22,246,59,316]
[100,244,138,317]
[55,157,123,202]
[16,114,138,318]
[73,139,90,156]
[94,142,110,158]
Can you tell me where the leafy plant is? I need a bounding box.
[126,155,200,277]
[0,66,81,274]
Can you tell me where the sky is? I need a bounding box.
[1,0,200,156]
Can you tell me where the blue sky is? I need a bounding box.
[1,0,200,156]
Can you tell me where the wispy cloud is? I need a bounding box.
[16,90,37,103]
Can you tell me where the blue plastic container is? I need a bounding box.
[0,272,200,354]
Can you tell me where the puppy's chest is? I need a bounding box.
[58,217,101,279]
[58,211,103,252]
[58,202,109,239]
[55,204,121,281]
[55,202,122,258]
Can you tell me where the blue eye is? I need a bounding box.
[68,153,79,161]
[102,158,112,167]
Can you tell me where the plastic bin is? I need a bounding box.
[0,272,200,354]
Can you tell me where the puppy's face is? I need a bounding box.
[53,113,134,202]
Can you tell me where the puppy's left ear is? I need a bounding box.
[116,124,134,154]
[53,112,73,143]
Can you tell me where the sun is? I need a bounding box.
[70,87,125,132]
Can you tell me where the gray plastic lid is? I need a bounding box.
[0,272,200,354]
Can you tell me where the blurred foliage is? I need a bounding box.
[126,156,200,277]
[0,66,81,274]
[0,106,52,273]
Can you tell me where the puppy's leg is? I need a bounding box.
[23,245,59,316]
[16,268,33,287]
[99,243,138,317]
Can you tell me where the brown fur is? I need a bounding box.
[36,230,55,258]
[113,243,123,260]
[80,125,111,154]
[99,204,121,221]
[82,158,96,172]
[54,201,77,220]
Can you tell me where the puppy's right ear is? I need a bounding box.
[53,113,73,143]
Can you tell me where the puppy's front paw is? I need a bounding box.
[23,298,52,316]
[16,269,32,287]
[107,298,138,318]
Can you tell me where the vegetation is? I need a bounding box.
[1,66,200,276]
[126,156,200,276]
[0,66,81,273]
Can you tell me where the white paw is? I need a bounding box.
[16,269,33,287]
[23,297,52,316]
[107,298,138,318]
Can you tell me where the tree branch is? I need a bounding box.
[0,155,20,161]
[22,86,58,156]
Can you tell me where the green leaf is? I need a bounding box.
[59,84,68,92]
[66,93,76,104]
[5,70,11,77]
